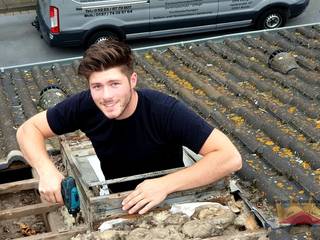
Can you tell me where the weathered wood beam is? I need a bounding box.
[0,202,60,221]
[14,226,88,240]
[204,230,267,240]
[0,178,38,194]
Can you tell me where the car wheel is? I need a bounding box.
[86,31,119,47]
[256,9,288,29]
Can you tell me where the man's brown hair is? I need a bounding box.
[78,40,133,80]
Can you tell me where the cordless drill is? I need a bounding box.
[61,176,80,219]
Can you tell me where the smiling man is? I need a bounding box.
[16,40,242,215]
[89,66,138,120]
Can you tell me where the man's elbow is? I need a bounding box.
[16,123,25,144]
[16,120,36,142]
[16,121,31,146]
[230,149,242,172]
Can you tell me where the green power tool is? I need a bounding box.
[61,176,80,219]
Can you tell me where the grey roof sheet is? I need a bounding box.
[1,24,320,236]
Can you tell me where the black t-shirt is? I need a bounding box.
[47,88,213,180]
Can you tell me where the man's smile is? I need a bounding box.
[101,101,117,108]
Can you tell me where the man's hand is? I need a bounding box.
[38,166,64,205]
[122,177,169,215]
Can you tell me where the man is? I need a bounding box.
[16,40,242,215]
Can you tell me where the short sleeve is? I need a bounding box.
[166,101,214,153]
[46,92,84,135]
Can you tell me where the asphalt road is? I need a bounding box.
[0,1,319,68]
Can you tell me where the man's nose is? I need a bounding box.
[102,87,113,100]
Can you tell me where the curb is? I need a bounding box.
[0,1,36,14]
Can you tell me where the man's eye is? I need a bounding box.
[92,85,101,89]
[111,82,120,87]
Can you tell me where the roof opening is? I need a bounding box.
[0,165,32,184]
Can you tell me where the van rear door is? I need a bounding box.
[149,0,219,37]
[37,0,51,27]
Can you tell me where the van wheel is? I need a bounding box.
[256,9,288,29]
[86,31,119,47]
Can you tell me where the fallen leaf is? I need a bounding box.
[20,223,36,236]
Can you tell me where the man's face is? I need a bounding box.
[89,66,137,120]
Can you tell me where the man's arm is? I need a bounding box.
[16,111,64,204]
[122,128,242,214]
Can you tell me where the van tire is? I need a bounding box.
[256,8,288,29]
[86,31,119,47]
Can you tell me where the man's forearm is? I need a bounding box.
[162,149,242,195]
[122,148,242,215]
[17,114,65,204]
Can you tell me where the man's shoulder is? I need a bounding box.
[69,90,91,102]
[139,88,177,107]
[59,90,92,106]
[51,89,96,113]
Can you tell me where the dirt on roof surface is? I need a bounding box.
[1,24,320,238]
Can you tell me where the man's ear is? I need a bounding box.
[130,72,138,88]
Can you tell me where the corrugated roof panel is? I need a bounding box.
[0,25,320,233]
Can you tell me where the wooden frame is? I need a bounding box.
[60,133,228,229]
[0,174,87,239]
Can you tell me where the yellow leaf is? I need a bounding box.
[281,148,293,157]
[288,107,296,113]
[144,53,152,59]
[302,162,311,169]
[276,182,284,188]
[265,141,274,146]
[256,137,265,142]
[230,116,244,125]
[272,146,280,152]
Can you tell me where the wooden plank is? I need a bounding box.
[204,230,267,240]
[0,178,38,194]
[30,167,52,232]
[0,202,60,221]
[61,144,93,228]
[14,226,88,240]
[46,211,68,233]
[90,183,221,203]
[88,167,185,187]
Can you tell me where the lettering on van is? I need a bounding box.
[77,6,133,17]
[165,0,202,9]
[230,0,253,10]
[153,0,213,19]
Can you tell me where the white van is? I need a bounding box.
[33,0,310,47]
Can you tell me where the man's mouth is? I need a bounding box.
[101,101,117,108]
